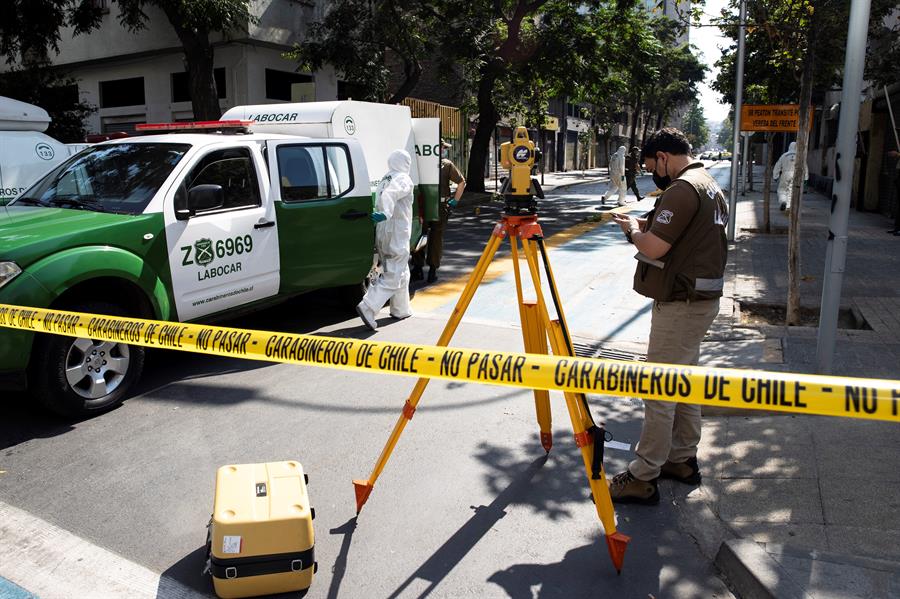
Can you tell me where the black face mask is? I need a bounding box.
[652,159,671,191]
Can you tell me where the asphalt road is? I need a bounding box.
[1,163,734,599]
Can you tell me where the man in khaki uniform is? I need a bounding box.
[611,128,728,505]
[412,139,466,283]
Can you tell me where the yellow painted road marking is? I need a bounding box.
[411,202,648,312]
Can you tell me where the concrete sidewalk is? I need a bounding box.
[689,184,900,598]
[481,167,609,196]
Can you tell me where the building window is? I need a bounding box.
[171,68,227,103]
[265,69,312,102]
[99,77,145,108]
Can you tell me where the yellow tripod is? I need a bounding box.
[352,210,631,573]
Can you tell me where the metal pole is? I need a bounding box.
[885,86,900,148]
[742,133,751,195]
[815,0,872,374]
[727,0,746,241]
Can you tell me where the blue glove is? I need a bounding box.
[447,198,458,208]
[371,212,387,223]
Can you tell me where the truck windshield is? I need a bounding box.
[14,142,191,215]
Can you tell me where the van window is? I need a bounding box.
[179,147,261,213]
[277,144,353,203]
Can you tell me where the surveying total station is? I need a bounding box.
[353,126,631,572]
[499,126,545,214]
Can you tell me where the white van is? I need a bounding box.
[222,101,442,220]
[0,96,71,204]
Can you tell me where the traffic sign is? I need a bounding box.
[740,104,813,132]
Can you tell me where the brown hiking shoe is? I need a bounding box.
[609,470,659,505]
[660,457,701,485]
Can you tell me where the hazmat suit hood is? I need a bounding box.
[788,142,797,154]
[617,146,626,157]
[387,149,412,175]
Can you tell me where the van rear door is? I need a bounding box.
[267,138,373,293]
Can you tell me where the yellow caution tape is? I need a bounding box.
[1,303,899,422]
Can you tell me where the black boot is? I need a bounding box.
[427,268,437,283]
[411,266,424,281]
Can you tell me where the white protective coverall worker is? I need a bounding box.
[357,149,414,330]
[772,142,809,211]
[603,145,628,206]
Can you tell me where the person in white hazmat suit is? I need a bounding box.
[356,149,415,331]
[772,142,809,211]
[602,146,629,207]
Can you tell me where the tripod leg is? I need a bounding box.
[521,301,552,452]
[510,238,552,453]
[353,231,504,513]
[519,239,630,573]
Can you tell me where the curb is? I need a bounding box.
[715,539,900,599]
[715,539,811,599]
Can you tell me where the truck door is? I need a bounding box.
[266,140,373,293]
[165,144,280,321]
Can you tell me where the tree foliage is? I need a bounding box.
[288,0,436,104]
[294,0,707,189]
[0,0,103,64]
[683,99,710,150]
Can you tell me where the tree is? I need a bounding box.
[115,0,255,120]
[641,21,707,140]
[289,0,436,104]
[683,99,710,150]
[717,114,733,149]
[0,63,96,142]
[714,0,898,325]
[0,1,103,63]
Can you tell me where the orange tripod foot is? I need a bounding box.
[540,432,552,453]
[353,479,374,514]
[605,531,631,574]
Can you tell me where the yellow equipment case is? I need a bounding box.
[207,461,316,598]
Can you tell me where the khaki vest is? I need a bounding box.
[633,163,729,301]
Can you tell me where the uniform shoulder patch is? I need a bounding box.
[656,209,674,224]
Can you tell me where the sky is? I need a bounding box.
[689,0,732,125]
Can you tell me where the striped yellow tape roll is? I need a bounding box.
[1,303,898,422]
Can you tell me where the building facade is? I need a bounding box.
[4,1,341,135]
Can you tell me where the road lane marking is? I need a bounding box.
[0,500,206,599]
[411,200,652,313]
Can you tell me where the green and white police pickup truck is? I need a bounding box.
[0,101,440,417]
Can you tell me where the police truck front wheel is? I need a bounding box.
[31,301,145,418]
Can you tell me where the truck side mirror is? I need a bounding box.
[176,184,224,220]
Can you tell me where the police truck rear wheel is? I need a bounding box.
[31,301,145,418]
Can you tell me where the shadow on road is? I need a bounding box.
[387,454,549,599]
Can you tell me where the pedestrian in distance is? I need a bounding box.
[411,138,466,284]
[772,141,809,212]
[625,146,644,201]
[887,149,900,236]
[357,149,415,331]
[601,145,628,207]
[610,127,729,505]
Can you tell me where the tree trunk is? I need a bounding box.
[641,110,652,148]
[655,111,664,130]
[746,140,754,191]
[629,91,642,149]
[386,56,421,104]
[786,25,817,326]
[762,132,774,234]
[465,63,501,193]
[162,6,220,121]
